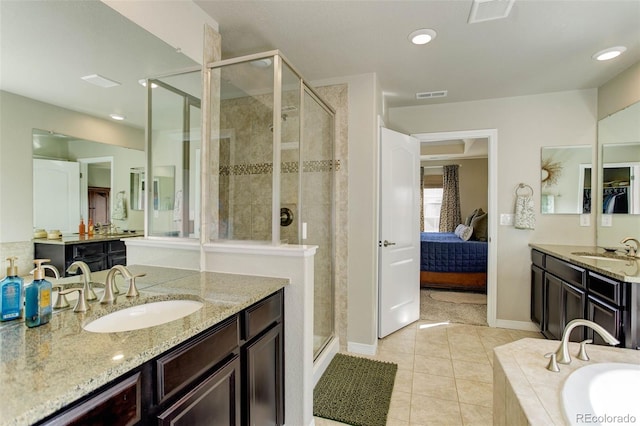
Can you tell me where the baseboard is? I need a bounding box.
[494,319,540,332]
[347,340,378,356]
[313,336,339,387]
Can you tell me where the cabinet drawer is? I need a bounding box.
[73,242,105,258]
[531,249,545,268]
[43,372,141,426]
[588,272,621,306]
[157,315,239,403]
[243,290,283,341]
[107,240,126,254]
[546,256,585,288]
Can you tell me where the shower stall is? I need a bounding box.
[206,51,336,359]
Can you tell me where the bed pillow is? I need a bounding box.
[454,224,473,241]
[459,225,474,241]
[464,208,480,226]
[470,210,488,241]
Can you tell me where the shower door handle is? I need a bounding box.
[383,240,396,247]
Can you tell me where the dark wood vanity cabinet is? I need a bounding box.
[34,240,127,276]
[37,289,284,426]
[531,249,639,349]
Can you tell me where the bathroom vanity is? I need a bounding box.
[34,233,142,276]
[0,266,287,426]
[530,244,640,349]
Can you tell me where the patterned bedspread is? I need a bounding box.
[420,232,487,273]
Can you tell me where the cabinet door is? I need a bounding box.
[530,265,544,329]
[42,373,141,426]
[544,274,563,340]
[563,282,586,342]
[243,323,284,426]
[587,296,622,346]
[157,356,241,426]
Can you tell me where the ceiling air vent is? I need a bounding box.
[468,0,515,24]
[416,90,448,100]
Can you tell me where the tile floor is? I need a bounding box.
[314,320,543,425]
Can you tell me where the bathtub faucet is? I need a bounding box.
[549,319,619,370]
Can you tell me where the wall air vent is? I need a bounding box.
[416,90,448,100]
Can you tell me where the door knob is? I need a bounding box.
[383,240,396,247]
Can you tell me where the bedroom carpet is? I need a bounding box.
[421,289,487,326]
[429,290,487,305]
[313,353,397,426]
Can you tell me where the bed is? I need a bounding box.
[420,232,487,292]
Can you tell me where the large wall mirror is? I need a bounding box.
[597,101,640,248]
[33,130,145,234]
[540,145,592,214]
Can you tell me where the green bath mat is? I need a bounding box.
[313,353,398,426]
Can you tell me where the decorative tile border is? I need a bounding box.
[220,159,341,176]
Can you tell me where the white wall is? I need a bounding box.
[389,89,598,323]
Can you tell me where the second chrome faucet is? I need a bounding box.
[100,265,145,304]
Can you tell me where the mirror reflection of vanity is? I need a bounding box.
[597,101,640,248]
[129,166,176,211]
[540,145,592,214]
[32,130,145,234]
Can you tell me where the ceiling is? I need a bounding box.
[1,0,639,140]
[197,0,640,108]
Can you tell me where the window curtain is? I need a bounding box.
[439,165,461,232]
[420,167,425,232]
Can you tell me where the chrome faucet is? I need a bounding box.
[547,319,619,371]
[620,237,640,258]
[66,261,97,301]
[100,265,133,304]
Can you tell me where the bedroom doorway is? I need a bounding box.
[412,129,498,327]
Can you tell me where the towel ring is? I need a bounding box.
[516,183,534,197]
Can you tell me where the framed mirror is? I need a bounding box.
[540,145,592,214]
[597,101,640,248]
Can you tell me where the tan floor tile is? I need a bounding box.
[375,349,416,371]
[410,394,463,425]
[456,379,493,408]
[459,403,493,426]
[313,416,349,425]
[507,329,544,341]
[452,359,493,383]
[415,340,452,359]
[387,419,411,426]
[412,372,458,401]
[388,390,412,422]
[379,333,417,354]
[394,368,414,390]
[414,354,454,377]
[449,344,491,364]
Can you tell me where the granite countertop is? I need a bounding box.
[0,265,288,426]
[530,244,640,283]
[494,338,640,425]
[33,232,144,245]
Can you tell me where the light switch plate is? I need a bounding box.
[580,214,590,226]
[601,214,613,227]
[500,213,514,226]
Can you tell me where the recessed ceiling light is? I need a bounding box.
[109,113,125,121]
[592,46,627,61]
[81,74,121,88]
[408,29,437,45]
[138,79,158,89]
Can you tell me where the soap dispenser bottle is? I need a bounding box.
[25,259,53,328]
[0,256,24,321]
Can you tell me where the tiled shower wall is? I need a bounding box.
[217,83,348,352]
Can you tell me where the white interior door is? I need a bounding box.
[379,127,420,338]
[33,159,80,234]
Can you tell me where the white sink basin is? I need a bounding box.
[84,300,203,333]
[562,362,640,425]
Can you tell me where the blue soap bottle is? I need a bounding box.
[25,259,53,328]
[0,256,24,321]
